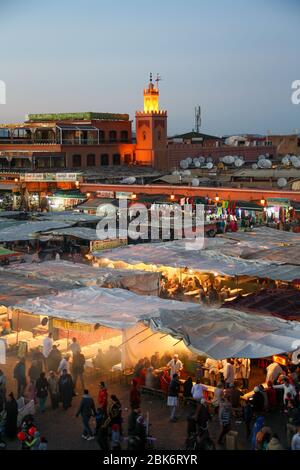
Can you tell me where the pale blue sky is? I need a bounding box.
[0,0,299,136]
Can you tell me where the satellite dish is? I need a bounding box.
[193,157,199,164]
[206,157,213,163]
[281,156,290,165]
[258,154,266,161]
[191,178,199,187]
[234,159,244,167]
[222,155,235,165]
[292,347,300,365]
[252,163,258,169]
[198,156,206,164]
[186,157,193,164]
[172,170,180,175]
[180,160,189,169]
[121,176,136,184]
[292,158,300,168]
[207,162,214,169]
[194,161,201,168]
[277,178,287,187]
[182,169,191,175]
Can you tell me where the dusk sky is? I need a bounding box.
[1,0,299,136]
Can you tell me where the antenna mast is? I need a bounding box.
[155,73,162,89]
[195,105,201,133]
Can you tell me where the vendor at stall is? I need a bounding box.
[266,361,284,384]
[167,354,183,378]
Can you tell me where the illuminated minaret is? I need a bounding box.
[135,74,168,170]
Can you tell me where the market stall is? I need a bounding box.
[13,287,300,366]
[3,260,160,296]
[91,238,300,301]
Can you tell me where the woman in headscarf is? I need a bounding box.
[58,369,74,410]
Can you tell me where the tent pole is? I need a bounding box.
[138,332,157,344]
[118,326,149,347]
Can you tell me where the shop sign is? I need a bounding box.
[116,191,132,199]
[90,238,128,252]
[96,190,114,198]
[52,318,92,332]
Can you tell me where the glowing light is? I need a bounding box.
[75,180,80,188]
[86,192,91,198]
[213,272,219,277]
[14,177,19,183]
[131,193,137,200]
[272,355,286,366]
[170,194,175,201]
[215,194,220,202]
[260,197,266,206]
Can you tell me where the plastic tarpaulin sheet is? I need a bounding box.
[93,239,300,282]
[148,307,300,359]
[0,220,75,242]
[4,260,160,296]
[15,287,300,359]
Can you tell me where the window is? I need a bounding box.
[143,131,147,141]
[121,130,128,142]
[124,154,132,165]
[157,130,161,141]
[113,154,121,165]
[98,130,105,142]
[72,154,81,167]
[87,154,95,166]
[101,154,109,166]
[109,130,117,142]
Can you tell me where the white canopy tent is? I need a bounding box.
[0,220,75,242]
[3,260,160,296]
[14,287,300,364]
[92,239,300,282]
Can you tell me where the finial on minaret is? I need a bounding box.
[150,72,153,83]
[155,73,162,89]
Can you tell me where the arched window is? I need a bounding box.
[109,130,117,142]
[157,130,161,141]
[98,130,105,142]
[101,154,109,166]
[72,154,81,167]
[121,130,128,142]
[143,131,147,141]
[113,154,121,165]
[124,154,132,165]
[87,154,95,166]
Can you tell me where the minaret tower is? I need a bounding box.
[135,74,168,170]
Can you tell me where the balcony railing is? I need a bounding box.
[0,138,130,145]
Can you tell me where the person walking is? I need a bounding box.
[57,354,71,375]
[5,392,18,439]
[266,433,284,450]
[98,382,108,416]
[217,398,232,445]
[191,379,208,402]
[13,358,26,398]
[69,337,81,356]
[167,373,180,422]
[47,345,62,372]
[241,358,251,390]
[72,351,85,393]
[130,378,141,410]
[28,360,41,384]
[42,333,53,370]
[76,389,96,440]
[48,371,59,409]
[58,369,74,410]
[35,372,49,413]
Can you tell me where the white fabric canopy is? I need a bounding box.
[15,287,300,358]
[5,261,160,296]
[0,220,74,242]
[93,239,300,282]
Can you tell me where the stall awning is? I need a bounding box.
[15,287,300,358]
[93,238,300,282]
[0,220,75,242]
